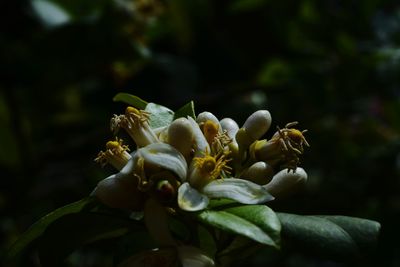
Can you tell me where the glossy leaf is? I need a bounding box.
[113,93,148,109]
[318,215,381,252]
[196,205,280,248]
[145,102,175,129]
[277,213,381,258]
[174,101,196,120]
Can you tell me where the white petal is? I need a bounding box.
[240,161,274,185]
[119,154,136,176]
[178,246,215,267]
[167,118,194,159]
[220,118,239,140]
[242,110,272,140]
[196,112,221,132]
[178,183,209,211]
[202,178,274,204]
[136,123,159,147]
[264,167,308,198]
[137,143,188,181]
[188,116,210,155]
[92,173,144,211]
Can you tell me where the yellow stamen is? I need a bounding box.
[125,106,151,124]
[193,150,231,181]
[95,138,131,170]
[273,122,310,171]
[202,120,219,145]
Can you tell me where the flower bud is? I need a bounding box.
[240,161,274,185]
[220,118,239,140]
[236,110,271,154]
[196,111,220,127]
[167,118,194,160]
[188,117,210,156]
[242,110,272,140]
[197,112,221,145]
[249,139,282,165]
[263,167,307,198]
[219,118,239,162]
[94,174,145,211]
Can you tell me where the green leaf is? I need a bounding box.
[208,199,239,209]
[174,101,196,120]
[319,215,381,252]
[7,197,97,262]
[145,103,174,129]
[113,93,148,109]
[196,205,280,248]
[277,213,381,258]
[38,212,142,266]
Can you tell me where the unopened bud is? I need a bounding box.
[197,112,221,145]
[240,161,274,185]
[242,110,272,141]
[220,118,239,140]
[94,175,145,211]
[263,167,307,198]
[167,118,194,160]
[236,110,272,154]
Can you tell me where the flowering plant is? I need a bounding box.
[7,94,380,267]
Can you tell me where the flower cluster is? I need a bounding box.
[93,105,309,266]
[93,106,309,212]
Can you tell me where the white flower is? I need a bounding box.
[136,142,188,182]
[249,121,310,171]
[93,143,187,210]
[110,106,159,147]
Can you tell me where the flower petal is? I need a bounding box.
[263,167,307,198]
[240,161,274,185]
[202,178,274,204]
[178,246,215,267]
[178,183,209,211]
[188,116,210,156]
[137,143,188,181]
[167,118,194,160]
[92,173,145,211]
[119,153,136,176]
[220,118,239,141]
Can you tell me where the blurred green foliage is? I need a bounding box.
[1,0,400,266]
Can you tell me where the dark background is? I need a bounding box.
[1,0,399,266]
